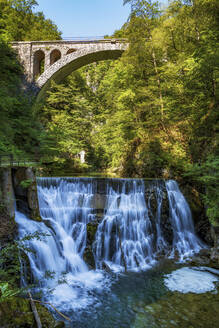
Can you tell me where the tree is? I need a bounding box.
[0,0,61,41]
[124,0,165,120]
[0,0,61,157]
[39,72,96,171]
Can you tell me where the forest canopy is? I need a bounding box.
[0,0,218,225]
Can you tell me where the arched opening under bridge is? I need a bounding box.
[35,44,126,102]
[50,49,61,65]
[33,50,45,79]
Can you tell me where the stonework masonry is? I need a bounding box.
[11,39,128,99]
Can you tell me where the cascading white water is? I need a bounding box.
[94,180,155,272]
[36,178,97,276]
[15,178,107,311]
[166,180,204,261]
[93,179,204,271]
[147,182,167,253]
[15,177,204,312]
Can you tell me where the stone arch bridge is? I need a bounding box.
[11,39,128,100]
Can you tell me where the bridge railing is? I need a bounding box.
[62,36,105,41]
[11,38,128,45]
[0,154,40,168]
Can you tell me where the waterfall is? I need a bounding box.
[148,181,167,253]
[166,180,203,261]
[93,179,203,271]
[15,178,107,311]
[93,179,155,272]
[19,177,99,282]
[15,177,204,307]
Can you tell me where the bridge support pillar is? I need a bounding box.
[44,52,50,72]
[15,42,33,81]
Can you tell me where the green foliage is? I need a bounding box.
[0,0,61,41]
[0,231,50,288]
[185,156,219,226]
[39,67,109,171]
[19,179,33,188]
[0,40,42,156]
[0,283,20,303]
[0,0,61,159]
[0,241,21,286]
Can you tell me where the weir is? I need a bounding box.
[15,177,203,310]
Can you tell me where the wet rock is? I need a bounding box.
[188,248,212,266]
[91,193,107,211]
[12,167,42,222]
[27,181,38,211]
[160,196,173,246]
[83,245,95,268]
[54,321,65,328]
[210,226,219,263]
[180,183,213,245]
[132,284,219,328]
[145,184,173,248]
[190,254,211,266]
[87,222,98,244]
[83,222,98,268]
[102,261,113,273]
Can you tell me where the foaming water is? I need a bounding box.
[15,210,110,311]
[93,179,203,271]
[166,180,204,261]
[15,178,111,311]
[15,177,204,317]
[164,267,219,293]
[94,180,155,272]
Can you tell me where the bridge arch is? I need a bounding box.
[35,42,127,102]
[33,49,45,79]
[50,49,61,65]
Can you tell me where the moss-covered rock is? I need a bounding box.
[83,245,95,268]
[87,222,98,245]
[210,226,219,264]
[146,187,173,249]
[27,181,41,222]
[180,183,213,245]
[83,222,98,268]
[132,286,219,328]
[0,296,57,327]
[12,167,42,223]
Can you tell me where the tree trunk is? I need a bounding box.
[28,292,42,328]
[151,42,164,120]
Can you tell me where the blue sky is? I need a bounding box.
[35,0,131,38]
